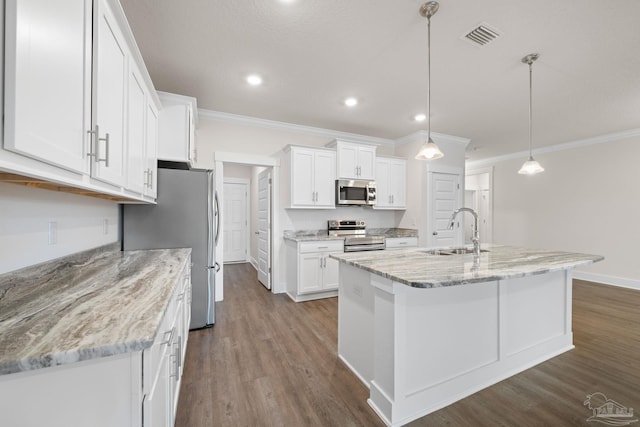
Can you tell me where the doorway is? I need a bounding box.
[465,167,493,244]
[223,178,249,263]
[256,169,271,289]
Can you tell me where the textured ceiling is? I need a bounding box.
[119,0,640,160]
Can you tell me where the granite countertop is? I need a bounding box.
[330,244,603,288]
[0,243,191,376]
[283,228,418,242]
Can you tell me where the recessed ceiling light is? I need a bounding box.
[414,113,427,122]
[344,97,358,107]
[247,74,263,86]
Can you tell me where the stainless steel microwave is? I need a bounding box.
[336,179,376,206]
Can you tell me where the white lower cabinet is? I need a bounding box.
[286,240,343,301]
[0,257,191,427]
[385,237,418,249]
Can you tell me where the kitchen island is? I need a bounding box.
[331,245,602,427]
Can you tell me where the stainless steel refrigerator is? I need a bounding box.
[122,167,219,329]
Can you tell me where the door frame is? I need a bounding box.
[222,177,250,263]
[465,166,494,244]
[214,152,280,297]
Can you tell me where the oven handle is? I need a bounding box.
[344,243,387,252]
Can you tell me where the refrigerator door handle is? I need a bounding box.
[214,191,220,247]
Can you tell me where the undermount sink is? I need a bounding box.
[423,248,490,256]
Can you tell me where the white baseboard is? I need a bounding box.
[573,271,640,291]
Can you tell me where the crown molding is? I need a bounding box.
[466,128,640,169]
[198,109,395,146]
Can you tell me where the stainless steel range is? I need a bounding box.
[328,220,386,252]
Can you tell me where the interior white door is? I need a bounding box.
[430,172,461,247]
[223,181,248,263]
[257,169,271,289]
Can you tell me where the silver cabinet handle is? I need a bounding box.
[87,125,110,167]
[392,195,394,204]
[148,169,153,189]
[433,231,438,236]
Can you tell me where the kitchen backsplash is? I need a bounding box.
[283,206,397,232]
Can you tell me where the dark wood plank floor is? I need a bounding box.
[175,264,640,426]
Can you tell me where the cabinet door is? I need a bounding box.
[375,158,391,208]
[357,146,376,180]
[4,0,90,173]
[145,102,159,198]
[92,0,127,187]
[144,343,171,427]
[337,144,358,179]
[126,66,146,194]
[322,253,341,290]
[291,148,315,206]
[298,253,323,294]
[313,150,336,207]
[389,159,406,208]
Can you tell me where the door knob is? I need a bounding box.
[433,232,438,236]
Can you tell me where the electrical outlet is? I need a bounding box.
[103,218,109,235]
[48,221,58,245]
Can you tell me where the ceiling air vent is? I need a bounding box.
[462,23,502,47]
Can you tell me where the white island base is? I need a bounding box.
[338,264,574,426]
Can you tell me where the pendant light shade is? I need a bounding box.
[518,53,544,175]
[415,138,444,160]
[415,2,444,161]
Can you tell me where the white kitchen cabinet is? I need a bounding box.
[143,254,190,427]
[91,0,128,187]
[127,62,158,198]
[286,240,343,301]
[329,140,376,180]
[144,101,159,198]
[287,146,336,208]
[4,0,91,174]
[0,0,160,203]
[375,156,407,209]
[385,237,418,249]
[157,92,198,166]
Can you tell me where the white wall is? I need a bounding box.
[487,136,640,288]
[0,183,119,274]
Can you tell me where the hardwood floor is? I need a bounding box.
[175,265,640,426]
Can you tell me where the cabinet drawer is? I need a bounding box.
[298,240,344,253]
[385,237,418,248]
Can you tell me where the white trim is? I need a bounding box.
[573,271,640,291]
[223,177,249,185]
[199,108,395,146]
[466,128,640,169]
[214,151,279,166]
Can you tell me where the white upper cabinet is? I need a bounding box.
[375,156,407,209]
[1,0,160,202]
[330,140,376,180]
[91,0,127,187]
[144,102,159,199]
[157,92,198,166]
[287,146,336,209]
[4,0,91,174]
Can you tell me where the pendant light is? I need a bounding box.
[415,2,444,161]
[518,53,545,175]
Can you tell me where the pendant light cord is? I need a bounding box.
[528,60,533,158]
[427,15,432,141]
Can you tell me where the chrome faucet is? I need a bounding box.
[448,207,481,257]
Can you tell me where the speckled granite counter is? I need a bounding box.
[0,243,191,375]
[283,227,418,242]
[331,244,602,288]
